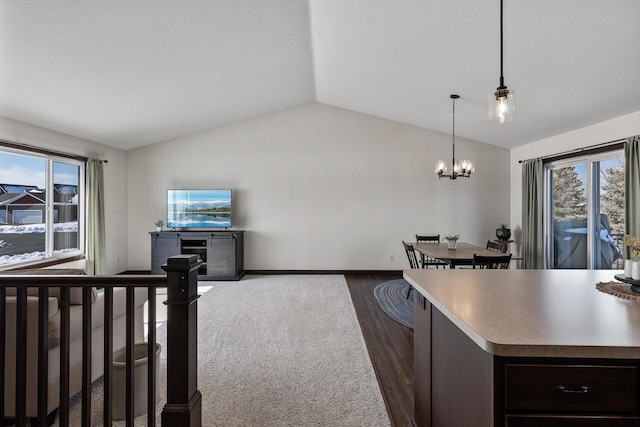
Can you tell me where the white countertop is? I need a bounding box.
[404,269,640,359]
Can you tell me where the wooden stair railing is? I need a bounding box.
[0,254,202,426]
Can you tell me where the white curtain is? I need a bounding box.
[86,159,106,275]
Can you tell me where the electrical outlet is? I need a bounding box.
[389,254,394,262]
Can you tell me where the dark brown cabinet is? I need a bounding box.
[150,232,180,275]
[505,415,640,427]
[413,298,640,427]
[498,360,640,426]
[150,231,244,280]
[504,363,638,413]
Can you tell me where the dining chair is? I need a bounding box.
[416,234,448,269]
[402,241,420,269]
[472,253,513,269]
[402,241,419,298]
[486,240,508,253]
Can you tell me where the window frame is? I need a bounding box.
[0,142,86,270]
[544,149,624,269]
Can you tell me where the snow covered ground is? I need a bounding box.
[0,222,78,265]
[0,222,78,234]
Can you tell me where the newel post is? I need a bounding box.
[161,255,202,427]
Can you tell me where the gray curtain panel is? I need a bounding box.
[625,135,640,257]
[87,159,106,275]
[522,158,544,269]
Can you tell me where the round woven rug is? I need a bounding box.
[373,279,414,329]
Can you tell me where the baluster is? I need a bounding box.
[14,287,27,426]
[147,285,157,426]
[125,287,135,425]
[59,287,70,427]
[0,287,5,426]
[81,287,92,427]
[103,286,114,425]
[36,287,49,427]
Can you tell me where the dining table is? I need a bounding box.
[413,241,507,268]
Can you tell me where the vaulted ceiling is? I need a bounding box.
[1,1,638,151]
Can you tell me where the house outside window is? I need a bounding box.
[0,147,84,268]
[545,150,625,269]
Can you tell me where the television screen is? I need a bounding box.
[167,189,232,229]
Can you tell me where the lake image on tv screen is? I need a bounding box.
[167,190,231,228]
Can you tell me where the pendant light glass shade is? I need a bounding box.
[488,88,515,124]
[489,0,515,124]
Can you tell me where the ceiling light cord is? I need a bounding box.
[499,0,504,88]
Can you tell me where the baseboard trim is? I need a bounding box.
[245,270,402,275]
[121,269,403,276]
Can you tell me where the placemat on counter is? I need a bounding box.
[596,281,640,301]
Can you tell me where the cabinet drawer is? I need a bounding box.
[506,414,640,427]
[505,415,640,427]
[505,364,638,412]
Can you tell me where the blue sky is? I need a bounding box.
[168,189,231,205]
[0,152,79,186]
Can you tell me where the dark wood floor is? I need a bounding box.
[345,273,414,427]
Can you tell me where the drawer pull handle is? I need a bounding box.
[555,385,589,394]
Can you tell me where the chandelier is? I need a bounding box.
[488,0,515,124]
[435,94,473,179]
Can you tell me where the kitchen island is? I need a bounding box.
[404,269,640,427]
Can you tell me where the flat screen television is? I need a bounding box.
[167,189,232,229]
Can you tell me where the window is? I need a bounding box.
[545,150,625,269]
[0,146,85,268]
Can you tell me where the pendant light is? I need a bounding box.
[488,0,515,124]
[435,94,473,179]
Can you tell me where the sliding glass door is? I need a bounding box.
[546,152,624,269]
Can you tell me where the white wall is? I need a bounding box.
[127,103,510,271]
[509,111,640,256]
[0,116,129,274]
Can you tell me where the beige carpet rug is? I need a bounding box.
[59,275,390,426]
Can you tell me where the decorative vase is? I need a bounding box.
[496,225,511,241]
[447,240,457,250]
[156,226,162,232]
[633,261,640,281]
[625,259,634,278]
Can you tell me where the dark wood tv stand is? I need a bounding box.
[150,230,244,280]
